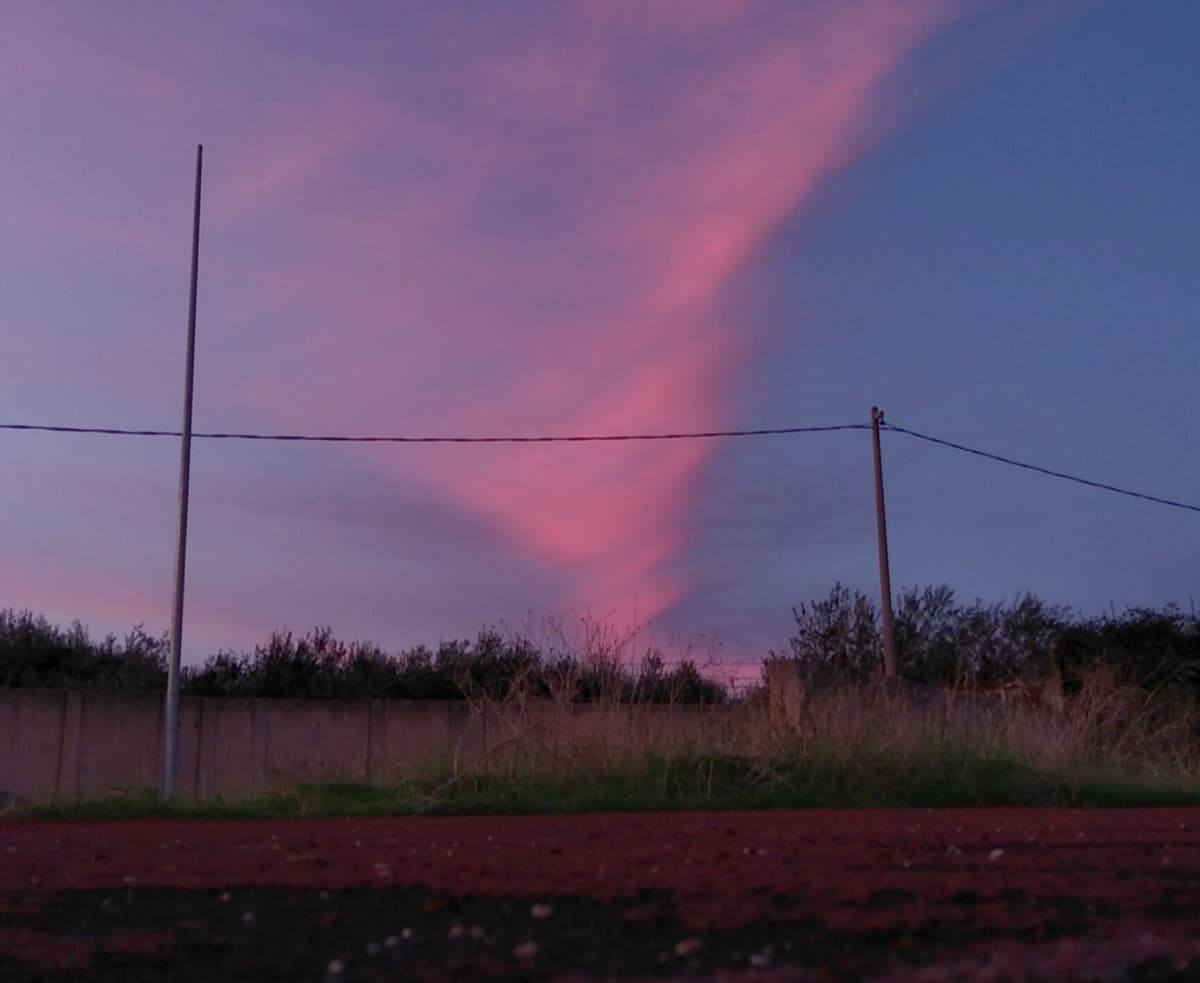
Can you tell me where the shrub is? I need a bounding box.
[783,586,1199,697]
[0,608,166,690]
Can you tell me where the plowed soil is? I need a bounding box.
[4,809,1200,980]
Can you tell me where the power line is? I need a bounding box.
[0,422,868,443]
[884,422,1200,515]
[4,417,1197,513]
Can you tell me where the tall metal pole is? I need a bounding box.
[871,406,898,679]
[161,144,204,801]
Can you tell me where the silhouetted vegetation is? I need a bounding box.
[5,587,1198,703]
[0,609,166,691]
[0,612,726,704]
[785,584,1200,698]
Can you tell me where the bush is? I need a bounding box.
[179,625,728,704]
[0,608,166,690]
[784,586,1200,697]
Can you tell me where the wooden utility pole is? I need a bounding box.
[871,406,897,678]
[161,144,203,801]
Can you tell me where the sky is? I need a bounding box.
[2,0,1197,670]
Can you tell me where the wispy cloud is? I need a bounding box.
[2,0,978,646]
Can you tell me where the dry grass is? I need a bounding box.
[431,659,1200,805]
[18,663,1200,820]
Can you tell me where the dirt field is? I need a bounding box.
[4,808,1200,980]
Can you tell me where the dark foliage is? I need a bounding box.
[183,626,725,704]
[0,609,167,691]
[9,587,1197,703]
[0,612,726,704]
[785,585,1200,696]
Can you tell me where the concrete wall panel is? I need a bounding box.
[187,699,259,799]
[0,689,751,801]
[0,690,66,801]
[375,701,459,780]
[76,692,161,797]
[260,699,370,788]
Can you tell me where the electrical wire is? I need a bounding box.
[3,418,1197,513]
[884,422,1200,515]
[0,422,868,443]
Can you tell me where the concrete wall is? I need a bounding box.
[0,689,758,802]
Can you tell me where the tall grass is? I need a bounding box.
[9,599,1200,816]
[377,663,1200,813]
[23,664,1200,819]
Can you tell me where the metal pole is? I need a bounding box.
[871,406,898,679]
[161,144,203,801]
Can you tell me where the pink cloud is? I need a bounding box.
[2,0,988,647]
[194,1,979,637]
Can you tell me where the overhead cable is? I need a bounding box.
[0,422,869,443]
[5,418,1197,513]
[884,422,1200,515]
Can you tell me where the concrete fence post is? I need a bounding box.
[765,659,807,735]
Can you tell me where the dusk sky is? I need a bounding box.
[2,1,1197,668]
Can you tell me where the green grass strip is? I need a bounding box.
[14,749,1200,820]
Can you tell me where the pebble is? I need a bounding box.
[674,938,703,957]
[989,849,1005,861]
[531,902,553,919]
[326,958,344,976]
[242,912,256,925]
[514,941,538,960]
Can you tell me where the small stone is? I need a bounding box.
[365,941,381,956]
[469,925,486,940]
[448,924,464,939]
[220,891,231,903]
[514,941,538,960]
[989,849,1004,862]
[326,958,344,976]
[401,928,412,940]
[749,951,771,968]
[674,938,703,957]
[241,911,256,925]
[530,902,553,919]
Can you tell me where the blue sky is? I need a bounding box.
[1,1,1196,668]
[679,0,1200,660]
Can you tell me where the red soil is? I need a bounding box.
[4,808,1200,979]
